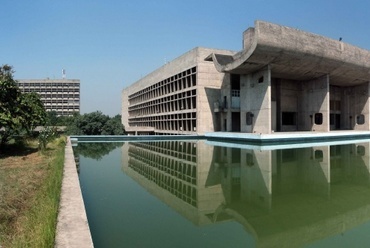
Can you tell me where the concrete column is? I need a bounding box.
[351,82,370,131]
[299,75,330,132]
[240,66,272,134]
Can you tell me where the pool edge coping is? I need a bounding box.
[55,137,94,248]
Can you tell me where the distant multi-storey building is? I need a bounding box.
[17,79,80,116]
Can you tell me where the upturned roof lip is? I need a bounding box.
[209,20,370,85]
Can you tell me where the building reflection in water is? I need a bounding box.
[121,140,370,247]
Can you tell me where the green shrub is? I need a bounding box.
[38,127,58,151]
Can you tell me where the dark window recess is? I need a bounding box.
[258,76,264,83]
[330,113,337,126]
[231,74,240,89]
[357,145,365,156]
[246,153,254,166]
[315,113,323,125]
[357,114,365,125]
[282,112,296,125]
[246,112,254,125]
[314,150,323,162]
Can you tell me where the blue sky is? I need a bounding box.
[2,0,370,116]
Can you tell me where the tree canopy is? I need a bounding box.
[65,111,125,135]
[0,65,46,146]
[46,111,75,126]
[19,92,46,132]
[0,65,21,133]
[73,142,122,160]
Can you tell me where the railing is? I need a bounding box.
[232,90,240,97]
[231,90,240,109]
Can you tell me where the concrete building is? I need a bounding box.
[122,20,370,135]
[17,79,80,116]
[122,47,236,135]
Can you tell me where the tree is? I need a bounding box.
[64,113,82,135]
[0,65,22,145]
[73,142,122,160]
[81,111,109,135]
[19,92,46,133]
[101,115,125,135]
[46,111,59,126]
[66,111,108,135]
[65,112,125,135]
[46,111,76,126]
[0,65,46,146]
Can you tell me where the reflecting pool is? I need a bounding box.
[75,140,370,248]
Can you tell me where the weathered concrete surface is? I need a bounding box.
[212,20,370,86]
[121,47,236,135]
[55,138,94,248]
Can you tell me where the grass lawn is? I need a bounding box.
[0,137,65,247]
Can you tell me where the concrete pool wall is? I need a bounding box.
[55,138,94,248]
[55,131,370,247]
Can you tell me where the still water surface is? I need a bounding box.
[75,140,370,248]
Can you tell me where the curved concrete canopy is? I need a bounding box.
[210,21,370,86]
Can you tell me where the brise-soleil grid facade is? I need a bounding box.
[122,47,233,135]
[128,67,197,133]
[17,79,80,116]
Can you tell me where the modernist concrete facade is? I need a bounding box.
[122,47,235,135]
[17,79,80,116]
[122,21,370,135]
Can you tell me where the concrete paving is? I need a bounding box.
[55,137,93,248]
